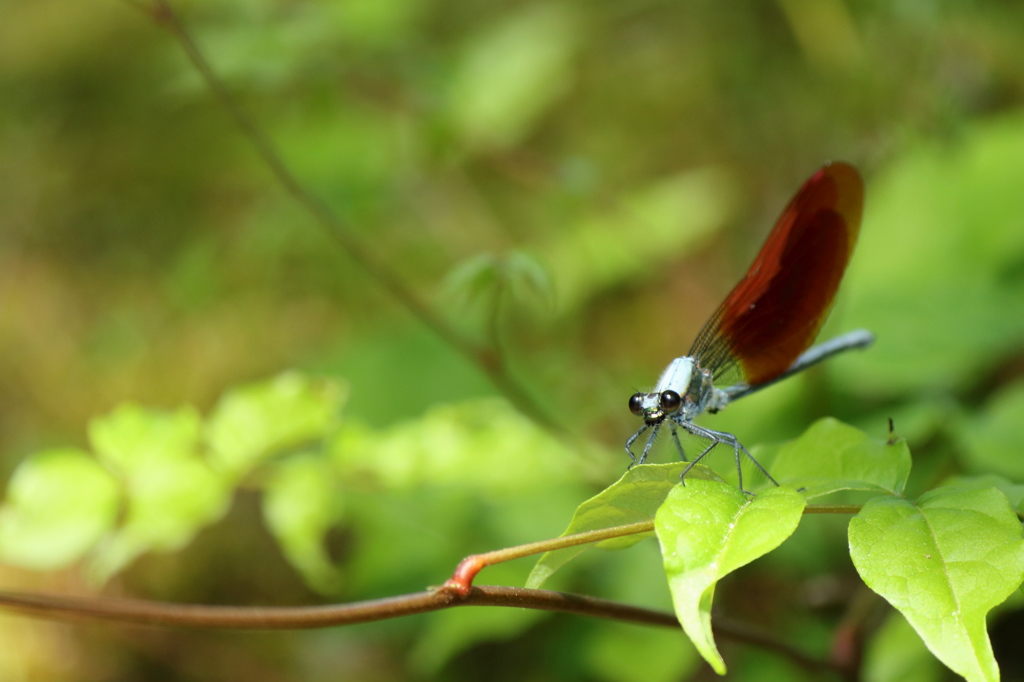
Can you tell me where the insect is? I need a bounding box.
[626,162,872,493]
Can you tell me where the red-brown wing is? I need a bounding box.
[689,162,863,386]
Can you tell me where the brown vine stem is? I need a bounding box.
[0,508,855,673]
[137,0,561,434]
[804,504,862,514]
[0,503,853,629]
[0,586,838,674]
[0,585,670,630]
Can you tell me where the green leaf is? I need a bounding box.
[274,103,400,193]
[263,455,344,594]
[441,251,553,333]
[81,402,235,580]
[955,379,1024,481]
[90,457,230,581]
[332,398,578,491]
[942,474,1024,513]
[89,403,202,474]
[543,168,735,312]
[584,622,698,682]
[206,373,345,479]
[835,115,1024,395]
[442,253,499,306]
[525,463,722,589]
[863,612,944,682]
[504,250,553,308]
[448,4,580,149]
[0,449,120,570]
[848,486,1024,682]
[328,0,422,48]
[655,481,805,674]
[770,418,911,498]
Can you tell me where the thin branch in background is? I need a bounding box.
[136,0,562,434]
[26,5,875,675]
[830,586,886,682]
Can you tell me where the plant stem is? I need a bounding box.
[138,0,562,434]
[446,520,655,593]
[804,505,862,514]
[0,585,842,675]
[447,504,863,591]
[0,585,672,629]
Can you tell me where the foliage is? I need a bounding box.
[2,0,1024,680]
[531,417,1024,679]
[850,486,1024,682]
[2,373,1022,679]
[656,481,805,674]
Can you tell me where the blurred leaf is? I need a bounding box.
[442,253,499,306]
[526,462,722,589]
[263,454,344,595]
[0,449,119,570]
[442,251,553,336]
[206,373,345,479]
[728,649,821,682]
[192,2,419,88]
[83,402,233,579]
[505,250,554,308]
[954,379,1024,481]
[584,623,698,682]
[276,104,401,193]
[776,0,863,71]
[544,167,736,311]
[331,398,578,491]
[90,456,230,582]
[89,403,202,474]
[854,396,962,451]
[770,418,911,498]
[863,611,945,682]
[330,398,591,599]
[325,322,498,428]
[655,481,805,674]
[942,474,1024,513]
[448,4,580,149]
[328,0,423,48]
[849,487,1024,682]
[838,115,1024,395]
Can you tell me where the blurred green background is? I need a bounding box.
[1,0,1024,680]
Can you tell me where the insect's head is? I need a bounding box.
[628,390,682,425]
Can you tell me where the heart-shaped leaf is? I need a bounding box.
[770,418,911,498]
[526,463,723,588]
[849,486,1024,682]
[655,480,805,673]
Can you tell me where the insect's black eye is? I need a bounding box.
[628,393,644,416]
[660,390,682,412]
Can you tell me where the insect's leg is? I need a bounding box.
[667,422,687,462]
[692,425,780,494]
[675,420,720,484]
[638,424,660,466]
[735,436,779,489]
[735,440,745,494]
[624,424,648,468]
